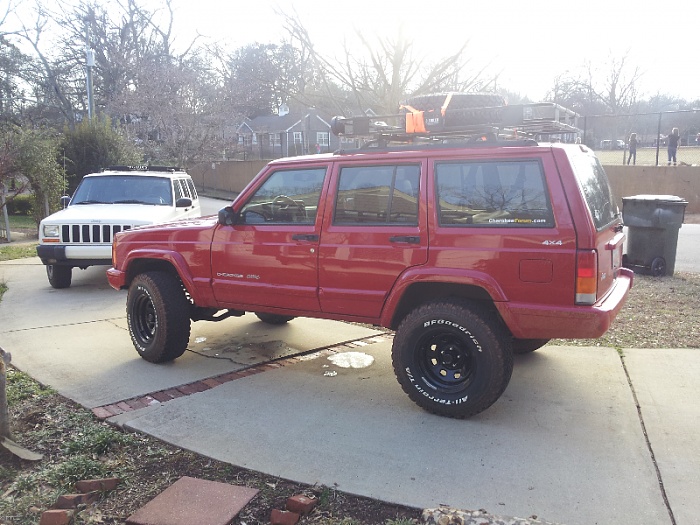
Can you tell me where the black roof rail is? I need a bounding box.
[330,100,581,144]
[333,136,539,155]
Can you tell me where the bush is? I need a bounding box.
[4,194,33,216]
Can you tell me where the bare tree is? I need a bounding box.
[548,52,643,116]
[13,2,80,126]
[280,11,488,116]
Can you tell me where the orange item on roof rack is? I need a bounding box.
[400,105,427,134]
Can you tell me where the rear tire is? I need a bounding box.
[47,265,72,289]
[392,299,513,418]
[127,271,191,363]
[255,312,295,325]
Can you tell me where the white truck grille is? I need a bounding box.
[60,224,133,244]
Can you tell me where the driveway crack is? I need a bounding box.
[619,352,676,525]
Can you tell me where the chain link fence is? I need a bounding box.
[582,109,700,166]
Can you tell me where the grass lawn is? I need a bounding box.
[0,243,37,262]
[595,146,700,166]
[1,215,38,263]
[6,214,36,230]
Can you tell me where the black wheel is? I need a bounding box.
[650,257,666,277]
[392,299,513,418]
[512,338,550,354]
[127,271,191,363]
[47,265,72,289]
[255,312,295,325]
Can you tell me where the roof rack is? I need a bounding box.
[104,165,186,172]
[330,101,580,146]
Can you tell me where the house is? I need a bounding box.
[235,107,347,160]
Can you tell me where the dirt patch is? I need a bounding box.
[1,386,420,524]
[553,271,700,348]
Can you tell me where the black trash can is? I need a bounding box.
[622,195,688,276]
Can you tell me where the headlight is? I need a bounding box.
[42,224,60,238]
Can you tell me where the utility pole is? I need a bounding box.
[85,20,95,121]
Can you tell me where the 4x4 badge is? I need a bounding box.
[542,240,563,246]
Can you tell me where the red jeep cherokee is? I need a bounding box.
[108,115,632,418]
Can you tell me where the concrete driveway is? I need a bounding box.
[1,227,699,524]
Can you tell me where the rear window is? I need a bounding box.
[570,153,619,230]
[435,160,554,227]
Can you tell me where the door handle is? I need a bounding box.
[292,234,319,242]
[389,236,420,244]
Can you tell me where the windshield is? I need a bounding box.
[71,175,173,206]
[570,153,619,230]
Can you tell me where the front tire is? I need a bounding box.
[392,299,513,418]
[47,265,72,289]
[127,271,191,363]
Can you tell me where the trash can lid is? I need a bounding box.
[622,194,688,204]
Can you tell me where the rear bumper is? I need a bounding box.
[499,268,634,339]
[37,244,111,268]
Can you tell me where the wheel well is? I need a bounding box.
[389,282,497,330]
[125,259,180,288]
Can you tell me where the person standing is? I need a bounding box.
[667,127,680,166]
[627,132,638,165]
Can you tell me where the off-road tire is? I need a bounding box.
[127,271,191,363]
[512,338,550,354]
[404,92,506,128]
[255,312,296,325]
[392,299,513,418]
[47,265,72,289]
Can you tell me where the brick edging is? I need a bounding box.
[92,335,391,420]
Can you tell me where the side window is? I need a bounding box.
[436,160,554,227]
[186,179,198,200]
[174,179,188,201]
[334,165,420,225]
[240,168,326,225]
[570,154,618,230]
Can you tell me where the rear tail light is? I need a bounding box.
[576,250,598,305]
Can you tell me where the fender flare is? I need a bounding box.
[379,266,509,327]
[121,249,207,304]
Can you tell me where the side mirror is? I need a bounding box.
[60,195,71,209]
[176,197,193,208]
[217,206,237,226]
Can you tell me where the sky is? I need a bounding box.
[4,0,700,103]
[164,0,700,102]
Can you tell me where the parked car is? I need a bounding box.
[599,139,626,150]
[108,101,633,419]
[37,166,201,289]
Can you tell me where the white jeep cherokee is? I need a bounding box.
[37,165,201,288]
